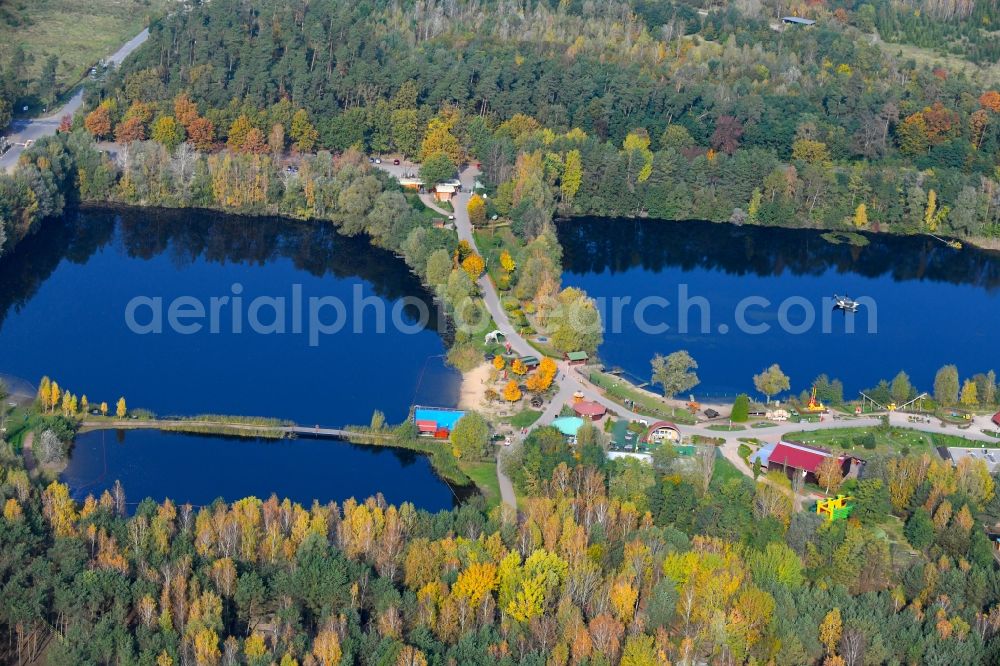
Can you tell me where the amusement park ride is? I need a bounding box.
[802,386,828,414]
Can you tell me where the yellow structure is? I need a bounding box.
[816,495,853,522]
[804,386,826,413]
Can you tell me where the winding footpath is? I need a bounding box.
[382,163,1000,510]
[0,28,150,173]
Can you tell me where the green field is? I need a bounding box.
[711,453,744,487]
[588,370,696,424]
[783,425,984,457]
[458,460,501,509]
[1,0,172,93]
[507,409,542,428]
[875,40,1000,86]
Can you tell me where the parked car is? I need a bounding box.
[374,158,382,164]
[393,159,400,165]
[448,215,455,221]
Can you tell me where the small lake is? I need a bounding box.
[61,429,463,511]
[559,218,1000,397]
[0,207,459,425]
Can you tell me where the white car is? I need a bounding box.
[374,158,382,164]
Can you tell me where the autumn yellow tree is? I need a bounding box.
[116,397,127,419]
[492,355,505,371]
[37,376,51,410]
[49,381,61,414]
[461,253,485,280]
[313,628,342,666]
[510,359,527,375]
[852,203,868,229]
[453,562,498,604]
[420,114,463,163]
[193,628,221,666]
[467,194,486,226]
[819,607,843,656]
[791,138,831,165]
[100,401,109,416]
[227,115,255,152]
[561,149,582,201]
[503,380,522,403]
[290,109,319,153]
[924,189,948,231]
[960,379,978,406]
[622,130,653,184]
[500,250,516,273]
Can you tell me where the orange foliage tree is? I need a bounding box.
[503,380,522,402]
[114,117,146,144]
[187,117,216,151]
[84,105,112,139]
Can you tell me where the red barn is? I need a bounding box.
[765,441,844,482]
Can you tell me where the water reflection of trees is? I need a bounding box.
[0,206,442,330]
[558,218,1000,290]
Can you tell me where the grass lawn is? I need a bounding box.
[783,425,985,457]
[751,421,777,429]
[507,409,542,428]
[2,0,172,92]
[711,453,745,486]
[874,39,1000,86]
[459,460,501,509]
[588,370,696,425]
[3,407,38,453]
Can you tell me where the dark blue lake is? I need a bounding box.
[0,206,459,425]
[559,218,1000,398]
[62,429,462,510]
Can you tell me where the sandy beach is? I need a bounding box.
[459,363,492,411]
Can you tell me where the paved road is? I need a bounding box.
[0,28,150,172]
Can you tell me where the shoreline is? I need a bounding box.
[554,213,1000,253]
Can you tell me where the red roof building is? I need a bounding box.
[572,401,607,420]
[993,411,1000,428]
[767,441,835,474]
[416,420,438,434]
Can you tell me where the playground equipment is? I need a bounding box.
[898,393,929,412]
[803,386,828,414]
[858,391,929,414]
[816,495,854,522]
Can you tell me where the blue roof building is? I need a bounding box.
[749,441,778,467]
[551,416,585,437]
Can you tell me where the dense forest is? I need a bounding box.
[6,0,1000,260]
[74,0,1000,240]
[4,420,1000,664]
